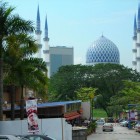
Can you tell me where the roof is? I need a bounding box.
[3,100,81,111]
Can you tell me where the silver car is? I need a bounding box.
[102,123,114,132]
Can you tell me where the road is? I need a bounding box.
[87,123,140,140]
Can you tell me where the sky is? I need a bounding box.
[4,0,140,68]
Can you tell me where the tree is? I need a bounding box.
[48,64,93,101]
[75,87,97,102]
[0,1,34,120]
[4,34,48,120]
[110,80,140,109]
[75,87,97,119]
[92,63,140,116]
[49,63,140,117]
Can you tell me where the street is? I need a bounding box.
[87,123,140,140]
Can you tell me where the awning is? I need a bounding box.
[64,112,81,121]
[66,114,81,121]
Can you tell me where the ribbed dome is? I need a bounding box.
[86,36,120,65]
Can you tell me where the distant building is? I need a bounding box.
[50,46,74,76]
[132,4,140,72]
[35,5,74,78]
[86,35,120,65]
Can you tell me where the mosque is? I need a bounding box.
[86,35,120,65]
[35,3,121,78]
[86,3,140,74]
[35,3,140,75]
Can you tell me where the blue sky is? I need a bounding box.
[5,0,140,68]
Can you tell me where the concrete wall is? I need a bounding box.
[72,129,87,140]
[0,118,72,140]
[81,102,90,120]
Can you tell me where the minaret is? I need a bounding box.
[132,14,137,70]
[136,4,140,72]
[43,15,50,78]
[35,5,42,58]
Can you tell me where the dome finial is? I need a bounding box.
[102,32,104,37]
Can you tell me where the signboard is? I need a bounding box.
[130,110,135,120]
[26,99,39,133]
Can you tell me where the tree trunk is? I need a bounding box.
[10,85,15,120]
[20,85,24,120]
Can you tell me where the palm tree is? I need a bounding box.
[4,34,48,120]
[0,1,34,120]
[3,34,38,120]
[15,58,48,120]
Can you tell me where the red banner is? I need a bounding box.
[26,99,39,133]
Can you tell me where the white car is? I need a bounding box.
[96,119,105,125]
[120,120,128,127]
[102,123,114,132]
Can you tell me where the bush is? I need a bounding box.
[86,120,97,135]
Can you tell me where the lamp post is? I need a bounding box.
[89,93,94,121]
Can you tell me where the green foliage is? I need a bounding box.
[92,64,140,115]
[49,63,140,117]
[75,87,97,102]
[48,64,94,101]
[110,80,140,110]
[86,120,97,135]
[0,0,35,120]
[3,33,48,95]
[93,109,107,118]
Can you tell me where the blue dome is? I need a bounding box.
[86,36,120,65]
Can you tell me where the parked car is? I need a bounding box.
[107,117,114,123]
[118,118,125,123]
[137,125,140,133]
[0,135,23,140]
[96,119,105,125]
[102,123,114,132]
[119,120,128,127]
[134,122,140,132]
[23,134,56,140]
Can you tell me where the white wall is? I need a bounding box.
[81,102,90,120]
[0,118,72,140]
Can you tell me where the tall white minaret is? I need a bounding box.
[43,15,50,78]
[132,14,137,70]
[35,5,42,58]
[136,4,140,72]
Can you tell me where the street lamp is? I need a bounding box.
[89,93,94,121]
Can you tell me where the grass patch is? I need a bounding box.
[93,108,107,119]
